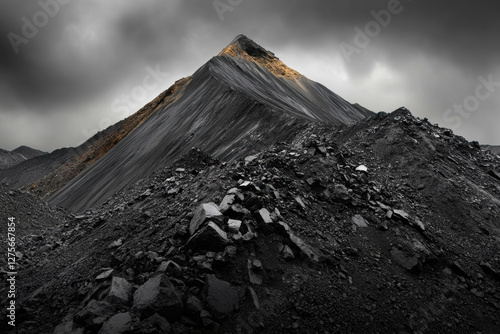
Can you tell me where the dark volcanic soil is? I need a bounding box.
[2,109,499,334]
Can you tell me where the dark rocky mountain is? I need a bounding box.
[1,35,499,334]
[0,146,46,170]
[49,35,372,213]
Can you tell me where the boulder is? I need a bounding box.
[133,274,183,321]
[189,203,223,235]
[205,275,244,319]
[74,300,115,327]
[351,215,368,228]
[107,277,132,306]
[186,222,231,252]
[98,312,132,334]
[219,194,236,213]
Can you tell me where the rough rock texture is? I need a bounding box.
[3,108,500,333]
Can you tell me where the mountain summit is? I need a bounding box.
[218,34,301,78]
[49,35,372,212]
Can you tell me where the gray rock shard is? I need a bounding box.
[107,277,132,306]
[133,274,183,321]
[186,221,231,252]
[190,202,223,235]
[205,275,244,319]
[98,312,132,334]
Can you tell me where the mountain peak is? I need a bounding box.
[218,34,302,79]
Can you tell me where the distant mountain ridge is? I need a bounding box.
[0,145,46,170]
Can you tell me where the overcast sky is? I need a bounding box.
[0,0,499,152]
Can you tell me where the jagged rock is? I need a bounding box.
[392,209,410,222]
[248,259,263,285]
[95,269,115,281]
[352,214,368,228]
[137,313,171,334]
[224,203,249,220]
[156,260,183,277]
[204,275,245,319]
[219,194,236,213]
[74,300,116,327]
[355,165,368,172]
[185,295,204,318]
[248,287,260,310]
[108,238,124,248]
[227,219,242,233]
[186,221,231,252]
[239,181,260,192]
[256,208,273,224]
[98,312,132,334]
[53,319,84,334]
[133,274,183,321]
[294,196,307,210]
[227,187,245,201]
[332,184,352,202]
[189,202,223,235]
[107,277,132,306]
[289,233,323,263]
[281,244,295,260]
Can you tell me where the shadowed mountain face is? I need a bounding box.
[49,35,372,212]
[0,146,46,170]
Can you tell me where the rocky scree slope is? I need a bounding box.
[5,109,500,334]
[48,34,372,213]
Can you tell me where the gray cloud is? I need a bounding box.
[0,0,499,151]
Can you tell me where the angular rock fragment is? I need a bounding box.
[248,259,263,285]
[256,208,273,224]
[204,275,244,319]
[227,187,245,201]
[227,219,242,233]
[281,244,295,260]
[137,313,171,334]
[392,209,410,222]
[98,312,132,334]
[189,202,223,235]
[219,194,236,213]
[351,214,368,228]
[107,277,132,306]
[75,300,116,327]
[133,274,183,321]
[289,233,323,263]
[186,221,231,252]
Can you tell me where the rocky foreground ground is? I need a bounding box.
[1,109,500,333]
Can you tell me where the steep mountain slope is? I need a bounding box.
[49,35,372,212]
[0,78,188,196]
[0,146,46,170]
[6,109,500,334]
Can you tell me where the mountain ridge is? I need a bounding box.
[48,35,373,212]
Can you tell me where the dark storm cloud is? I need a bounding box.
[0,0,499,151]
